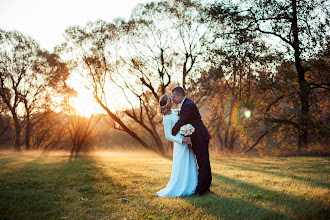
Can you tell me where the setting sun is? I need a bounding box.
[72,90,103,117]
[67,81,105,117]
[67,77,133,117]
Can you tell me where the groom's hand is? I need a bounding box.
[182,137,191,144]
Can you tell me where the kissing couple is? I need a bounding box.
[157,86,212,197]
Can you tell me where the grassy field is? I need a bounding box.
[0,151,329,219]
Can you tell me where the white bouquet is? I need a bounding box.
[180,124,195,149]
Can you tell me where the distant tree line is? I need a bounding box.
[0,0,329,156]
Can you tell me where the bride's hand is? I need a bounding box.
[182,137,191,144]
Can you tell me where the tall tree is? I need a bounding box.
[197,23,275,154]
[21,51,69,150]
[0,29,70,151]
[60,0,210,154]
[209,0,329,150]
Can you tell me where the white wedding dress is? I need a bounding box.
[157,109,198,197]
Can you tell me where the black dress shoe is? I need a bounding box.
[199,189,212,196]
[191,192,201,197]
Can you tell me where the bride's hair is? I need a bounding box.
[159,93,172,116]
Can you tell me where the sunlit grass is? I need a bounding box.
[0,151,329,219]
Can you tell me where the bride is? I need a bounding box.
[157,93,198,197]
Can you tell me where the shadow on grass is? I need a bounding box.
[1,156,329,219]
[0,156,128,219]
[0,156,177,219]
[217,159,330,189]
[182,191,287,219]
[182,172,329,219]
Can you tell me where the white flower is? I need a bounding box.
[180,124,195,136]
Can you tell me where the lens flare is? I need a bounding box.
[225,96,251,131]
[244,110,251,118]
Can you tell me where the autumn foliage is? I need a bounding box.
[0,0,329,156]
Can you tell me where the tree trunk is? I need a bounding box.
[70,145,76,158]
[292,0,310,149]
[182,69,187,90]
[24,103,31,150]
[228,131,237,153]
[0,80,21,152]
[13,115,21,152]
[25,121,31,150]
[217,130,224,152]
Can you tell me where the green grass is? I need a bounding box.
[0,151,329,219]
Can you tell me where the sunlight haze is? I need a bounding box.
[0,0,150,115]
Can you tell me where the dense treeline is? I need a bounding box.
[0,0,329,156]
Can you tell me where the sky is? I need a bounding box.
[0,0,151,116]
[0,0,150,51]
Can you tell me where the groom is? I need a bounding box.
[171,86,212,196]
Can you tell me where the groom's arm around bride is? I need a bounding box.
[171,88,211,142]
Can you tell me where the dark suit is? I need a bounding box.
[172,97,212,194]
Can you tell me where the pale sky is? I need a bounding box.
[0,0,153,115]
[0,0,150,51]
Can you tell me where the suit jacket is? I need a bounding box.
[172,98,211,145]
